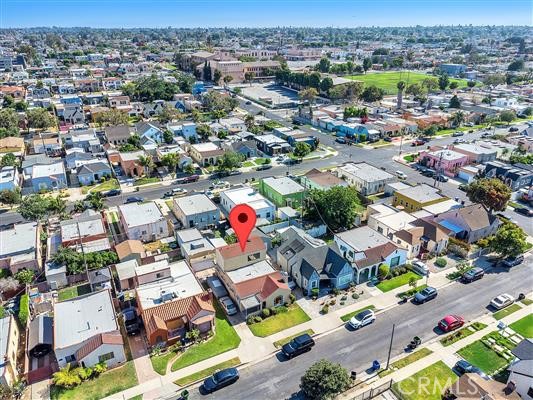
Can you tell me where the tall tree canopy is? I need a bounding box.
[466,178,511,212]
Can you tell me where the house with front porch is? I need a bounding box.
[337,162,396,196]
[334,226,407,283]
[188,142,224,167]
[393,218,450,259]
[418,149,469,177]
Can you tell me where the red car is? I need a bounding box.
[438,315,464,332]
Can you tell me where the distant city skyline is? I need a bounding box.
[2,0,532,29]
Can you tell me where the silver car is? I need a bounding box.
[219,296,238,316]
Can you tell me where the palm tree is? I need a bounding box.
[87,192,105,211]
[452,111,465,128]
[53,364,81,388]
[397,81,406,109]
[184,163,196,175]
[244,114,255,130]
[138,155,154,177]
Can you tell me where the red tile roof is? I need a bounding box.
[217,236,265,260]
[75,330,124,361]
[233,271,289,300]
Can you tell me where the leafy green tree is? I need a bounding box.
[159,106,182,124]
[309,72,321,89]
[94,109,128,127]
[360,85,384,103]
[27,107,56,131]
[320,77,334,94]
[18,194,58,221]
[0,153,18,167]
[362,58,372,72]
[449,81,459,90]
[438,74,449,91]
[138,155,154,176]
[244,71,254,85]
[293,142,312,158]
[53,364,82,388]
[508,59,524,71]
[213,69,222,85]
[300,359,350,400]
[86,192,105,211]
[345,81,364,102]
[421,78,439,93]
[0,108,20,137]
[489,222,528,258]
[449,95,461,109]
[126,75,180,101]
[223,75,233,86]
[196,124,211,140]
[161,153,179,175]
[483,74,506,87]
[467,80,476,89]
[466,178,511,212]
[499,110,516,124]
[318,57,331,73]
[0,189,21,207]
[305,186,362,231]
[378,264,390,280]
[15,269,35,285]
[184,163,196,174]
[203,61,212,81]
[452,111,465,127]
[217,151,244,172]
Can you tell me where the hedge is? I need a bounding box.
[18,293,29,326]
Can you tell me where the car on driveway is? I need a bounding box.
[395,171,407,180]
[123,307,140,336]
[201,367,239,393]
[438,315,464,332]
[125,196,144,204]
[281,333,315,359]
[499,255,524,268]
[413,287,438,304]
[348,309,376,329]
[514,207,533,217]
[219,296,238,316]
[453,360,489,379]
[490,293,515,310]
[461,267,484,283]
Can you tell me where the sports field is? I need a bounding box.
[345,71,470,94]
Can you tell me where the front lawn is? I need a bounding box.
[340,305,376,322]
[376,272,422,293]
[403,154,417,163]
[50,361,138,400]
[397,284,428,300]
[248,304,311,337]
[151,351,175,376]
[254,158,270,165]
[273,329,315,348]
[81,179,119,194]
[510,314,533,338]
[58,284,92,302]
[440,322,487,347]
[493,304,522,320]
[133,177,159,186]
[170,302,240,372]
[380,348,433,377]
[392,361,457,400]
[242,161,254,168]
[174,357,240,387]
[458,340,508,375]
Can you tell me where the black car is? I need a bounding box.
[514,207,533,217]
[383,137,392,142]
[458,184,468,192]
[125,196,144,204]
[454,360,489,379]
[105,189,122,197]
[509,127,519,132]
[256,164,272,171]
[123,308,140,336]
[413,287,438,304]
[500,255,524,268]
[461,267,484,283]
[202,367,239,393]
[434,175,449,182]
[422,170,435,177]
[281,333,315,359]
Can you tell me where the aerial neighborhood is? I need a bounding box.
[0,23,532,400]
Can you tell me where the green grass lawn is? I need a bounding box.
[458,340,508,375]
[273,329,315,348]
[171,302,241,372]
[50,361,138,400]
[520,298,533,306]
[81,179,119,194]
[133,177,160,186]
[376,272,422,293]
[345,71,470,94]
[57,284,91,302]
[254,158,270,165]
[510,314,533,338]
[151,351,176,376]
[440,322,487,347]
[493,304,522,320]
[392,361,457,400]
[397,284,428,300]
[380,348,433,377]
[128,396,142,400]
[242,161,254,167]
[248,304,311,337]
[340,305,376,322]
[174,357,240,387]
[403,154,417,163]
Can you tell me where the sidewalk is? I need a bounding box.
[339,295,532,399]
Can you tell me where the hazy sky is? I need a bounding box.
[2,0,532,28]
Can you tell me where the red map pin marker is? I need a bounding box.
[229,204,257,252]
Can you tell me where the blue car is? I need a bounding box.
[202,367,239,393]
[125,196,144,204]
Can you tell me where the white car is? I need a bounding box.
[172,188,187,195]
[411,259,429,276]
[348,309,376,329]
[219,296,238,316]
[490,294,515,310]
[395,171,407,180]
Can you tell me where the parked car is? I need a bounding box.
[464,122,474,127]
[509,127,519,132]
[335,137,347,144]
[453,360,489,379]
[490,293,515,310]
[162,191,174,198]
[411,260,429,276]
[434,175,449,182]
[514,207,533,217]
[219,296,238,316]
[453,138,465,144]
[175,175,199,184]
[395,171,407,180]
[206,276,229,299]
[481,132,490,138]
[105,189,122,197]
[411,139,425,146]
[172,187,188,195]
[458,184,468,192]
[383,137,392,142]
[201,367,239,393]
[125,196,144,204]
[281,333,315,359]
[245,100,252,105]
[438,315,465,332]
[413,287,438,304]
[461,267,484,283]
[348,309,376,330]
[452,131,464,137]
[123,307,140,336]
[256,164,272,171]
[499,255,524,268]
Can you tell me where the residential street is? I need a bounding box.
[184,258,532,400]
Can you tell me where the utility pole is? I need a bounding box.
[386,323,396,370]
[76,222,91,291]
[433,150,444,188]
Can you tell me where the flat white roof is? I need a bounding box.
[222,187,270,207]
[226,260,275,284]
[119,202,164,228]
[339,162,395,182]
[32,161,65,178]
[191,142,219,152]
[174,194,218,216]
[262,177,304,196]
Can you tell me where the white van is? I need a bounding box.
[396,171,407,180]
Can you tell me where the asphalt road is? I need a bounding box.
[185,257,533,400]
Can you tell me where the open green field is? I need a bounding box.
[345,72,470,94]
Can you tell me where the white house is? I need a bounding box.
[508,339,533,400]
[220,187,276,222]
[118,202,169,242]
[337,162,396,196]
[53,290,126,368]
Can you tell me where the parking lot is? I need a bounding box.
[238,83,300,108]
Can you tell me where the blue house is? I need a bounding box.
[167,122,197,141]
[337,123,370,140]
[192,81,206,95]
[439,63,467,77]
[32,162,67,192]
[136,122,164,144]
[77,161,113,186]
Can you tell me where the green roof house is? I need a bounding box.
[259,176,305,208]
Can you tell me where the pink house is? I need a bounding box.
[418,149,469,177]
